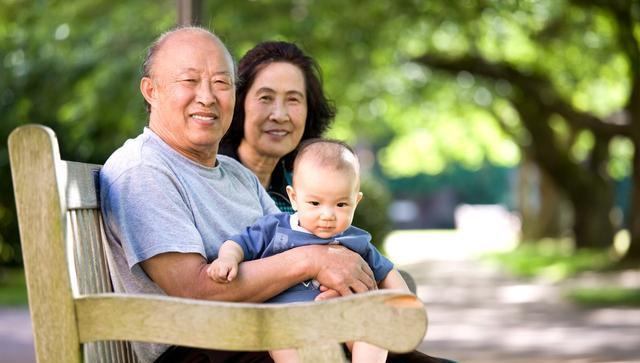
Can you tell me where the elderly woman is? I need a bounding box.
[220,41,334,213]
[220,41,453,363]
[220,41,407,274]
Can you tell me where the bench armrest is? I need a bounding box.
[75,289,427,352]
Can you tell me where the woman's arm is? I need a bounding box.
[141,244,376,303]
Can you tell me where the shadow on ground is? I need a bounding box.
[388,230,640,363]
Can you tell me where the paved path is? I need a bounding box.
[407,260,640,363]
[0,307,35,363]
[384,230,640,363]
[2,233,640,363]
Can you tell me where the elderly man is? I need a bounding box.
[100,27,376,363]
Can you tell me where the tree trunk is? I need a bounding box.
[515,99,615,250]
[569,133,615,250]
[621,140,640,263]
[571,187,614,250]
[518,157,571,242]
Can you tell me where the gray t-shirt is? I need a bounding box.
[100,127,279,362]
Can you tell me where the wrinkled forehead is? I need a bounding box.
[152,29,235,79]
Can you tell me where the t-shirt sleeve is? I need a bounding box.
[102,165,205,268]
[362,237,394,282]
[360,230,393,282]
[336,228,394,282]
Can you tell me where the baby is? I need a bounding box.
[208,138,410,363]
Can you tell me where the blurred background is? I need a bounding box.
[1,1,640,362]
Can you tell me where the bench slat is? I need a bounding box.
[68,208,138,362]
[62,160,101,209]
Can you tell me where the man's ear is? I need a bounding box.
[286,185,298,211]
[140,77,156,108]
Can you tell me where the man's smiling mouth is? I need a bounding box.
[191,113,218,123]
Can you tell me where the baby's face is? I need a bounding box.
[287,164,362,239]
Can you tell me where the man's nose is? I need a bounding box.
[196,81,215,105]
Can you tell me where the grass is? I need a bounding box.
[0,267,28,306]
[567,287,640,307]
[484,239,615,281]
[484,237,640,307]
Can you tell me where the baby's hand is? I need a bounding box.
[207,258,239,283]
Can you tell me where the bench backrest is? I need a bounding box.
[66,161,138,362]
[10,125,137,362]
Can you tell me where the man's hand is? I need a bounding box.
[207,258,239,283]
[310,244,376,297]
[314,286,341,301]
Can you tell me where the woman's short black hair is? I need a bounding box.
[220,41,336,170]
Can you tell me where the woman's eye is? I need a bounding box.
[259,95,273,102]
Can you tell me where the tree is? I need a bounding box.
[410,0,640,258]
[2,0,638,265]
[204,0,638,256]
[0,0,175,265]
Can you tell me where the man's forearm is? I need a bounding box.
[218,247,314,302]
[141,248,315,303]
[141,244,376,302]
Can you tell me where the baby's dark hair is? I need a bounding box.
[293,138,360,177]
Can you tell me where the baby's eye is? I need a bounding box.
[308,201,319,206]
[337,202,348,208]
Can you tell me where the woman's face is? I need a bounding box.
[241,62,308,159]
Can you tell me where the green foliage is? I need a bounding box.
[352,175,392,254]
[567,287,640,308]
[0,268,27,306]
[1,0,637,264]
[205,0,632,180]
[1,1,175,265]
[486,242,615,280]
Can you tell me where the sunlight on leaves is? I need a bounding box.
[608,137,633,179]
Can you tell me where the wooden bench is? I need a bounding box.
[8,124,428,363]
